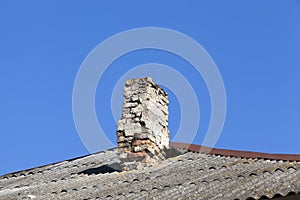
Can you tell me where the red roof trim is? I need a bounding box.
[170,142,300,161]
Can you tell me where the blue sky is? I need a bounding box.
[0,1,299,175]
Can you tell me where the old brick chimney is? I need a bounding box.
[116,77,170,170]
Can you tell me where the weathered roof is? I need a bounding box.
[0,143,299,200]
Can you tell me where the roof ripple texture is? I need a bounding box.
[0,146,299,200]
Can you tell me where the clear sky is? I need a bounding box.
[0,1,299,175]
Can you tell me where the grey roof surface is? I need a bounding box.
[0,145,299,200]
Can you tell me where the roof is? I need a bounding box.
[0,143,299,200]
[171,142,300,161]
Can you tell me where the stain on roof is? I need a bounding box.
[0,143,299,200]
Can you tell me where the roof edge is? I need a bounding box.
[170,142,300,161]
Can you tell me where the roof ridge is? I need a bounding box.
[170,142,300,161]
[2,143,299,177]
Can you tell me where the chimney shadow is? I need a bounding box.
[165,148,185,159]
[78,148,184,175]
[79,163,122,175]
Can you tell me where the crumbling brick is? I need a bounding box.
[116,77,170,170]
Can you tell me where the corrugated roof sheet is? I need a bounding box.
[0,143,299,200]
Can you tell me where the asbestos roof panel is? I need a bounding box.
[0,145,299,200]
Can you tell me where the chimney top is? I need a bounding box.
[116,77,170,170]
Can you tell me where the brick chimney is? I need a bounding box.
[116,77,170,170]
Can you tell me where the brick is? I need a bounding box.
[116,77,170,170]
